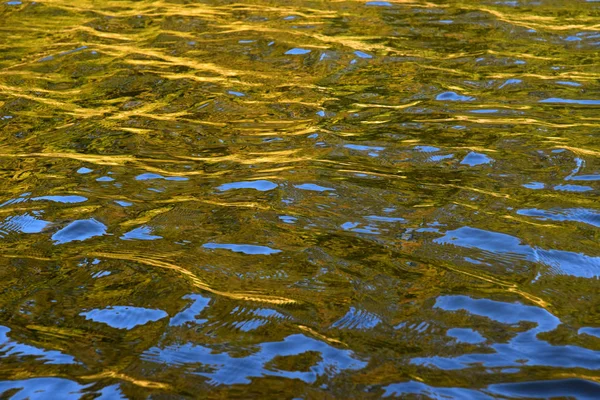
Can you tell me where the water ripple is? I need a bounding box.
[0,0,599,397]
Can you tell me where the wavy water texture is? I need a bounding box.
[0,0,599,398]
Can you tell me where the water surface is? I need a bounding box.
[0,0,599,398]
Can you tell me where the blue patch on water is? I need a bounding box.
[81,306,168,330]
[58,46,88,57]
[366,1,392,6]
[354,51,372,59]
[464,257,485,265]
[470,109,498,114]
[142,333,366,385]
[135,173,163,180]
[488,379,600,400]
[341,222,359,230]
[436,91,475,102]
[120,226,162,241]
[447,328,486,344]
[227,306,283,332]
[279,215,297,224]
[38,55,55,62]
[295,183,335,192]
[341,222,379,234]
[228,90,245,97]
[170,294,211,327]
[115,200,132,207]
[556,81,582,87]
[32,195,87,203]
[0,378,89,400]
[567,174,600,181]
[414,145,440,153]
[77,167,93,174]
[416,227,440,233]
[435,226,600,278]
[498,78,522,89]
[436,227,530,256]
[579,327,600,338]
[92,271,111,279]
[409,295,600,370]
[262,137,282,143]
[52,219,107,244]
[0,213,50,235]
[554,184,593,192]
[202,243,281,255]
[135,173,188,181]
[429,154,454,162]
[365,215,405,223]
[285,48,311,55]
[345,144,385,152]
[316,110,326,117]
[523,181,544,189]
[0,326,77,364]
[540,98,600,105]
[96,384,127,399]
[331,307,381,330]
[96,176,115,182]
[217,180,278,192]
[460,152,493,166]
[517,208,600,228]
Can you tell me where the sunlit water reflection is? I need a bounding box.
[0,0,599,398]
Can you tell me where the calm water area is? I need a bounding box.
[0,0,600,398]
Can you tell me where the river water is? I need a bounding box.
[0,0,599,398]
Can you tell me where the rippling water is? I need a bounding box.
[1,0,599,398]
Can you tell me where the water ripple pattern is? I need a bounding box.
[0,0,599,398]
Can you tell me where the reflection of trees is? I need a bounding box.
[0,0,598,397]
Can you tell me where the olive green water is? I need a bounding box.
[0,0,599,398]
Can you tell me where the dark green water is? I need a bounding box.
[0,0,599,398]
